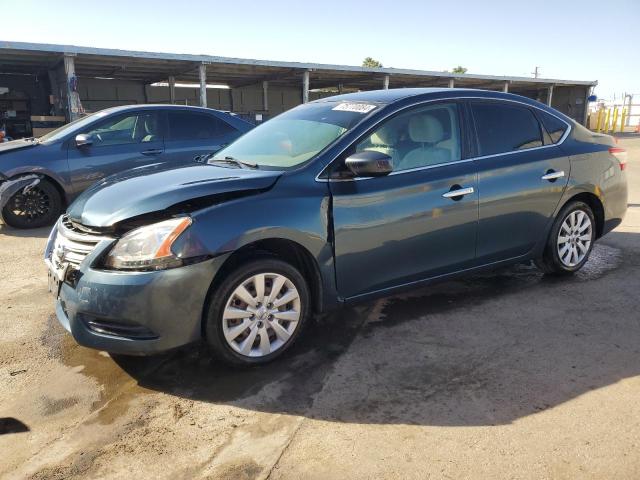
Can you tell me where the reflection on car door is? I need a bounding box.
[67,111,165,194]
[469,100,571,263]
[330,101,479,299]
[163,110,240,163]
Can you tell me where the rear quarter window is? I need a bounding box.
[537,110,569,144]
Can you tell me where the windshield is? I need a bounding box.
[38,111,106,144]
[210,101,379,169]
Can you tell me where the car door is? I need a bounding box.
[67,110,165,194]
[163,110,240,163]
[329,101,479,299]
[469,100,571,263]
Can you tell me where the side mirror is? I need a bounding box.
[345,151,393,178]
[75,134,93,147]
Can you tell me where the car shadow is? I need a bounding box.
[111,235,640,427]
[0,417,29,435]
[0,223,51,238]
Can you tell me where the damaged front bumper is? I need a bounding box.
[0,174,41,211]
[45,222,229,355]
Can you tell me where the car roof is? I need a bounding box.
[311,87,539,106]
[94,104,226,115]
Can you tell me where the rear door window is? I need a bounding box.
[471,102,543,156]
[537,110,569,144]
[167,111,235,141]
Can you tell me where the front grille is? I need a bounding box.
[50,215,113,271]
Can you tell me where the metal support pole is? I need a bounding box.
[198,63,207,108]
[302,70,310,104]
[502,81,509,93]
[582,87,591,126]
[338,83,344,94]
[383,75,389,90]
[547,85,554,107]
[262,80,269,112]
[63,53,80,121]
[168,76,176,104]
[448,78,455,88]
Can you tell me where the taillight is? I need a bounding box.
[609,147,627,170]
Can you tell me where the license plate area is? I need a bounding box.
[47,262,68,299]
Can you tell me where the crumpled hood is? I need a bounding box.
[0,139,39,155]
[67,162,282,227]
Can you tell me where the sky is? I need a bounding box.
[2,0,639,100]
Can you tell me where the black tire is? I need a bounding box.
[204,257,310,367]
[1,179,63,229]
[535,201,596,275]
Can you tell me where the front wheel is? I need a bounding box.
[204,258,310,366]
[1,179,63,229]
[535,201,596,275]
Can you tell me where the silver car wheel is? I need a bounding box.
[222,272,301,358]
[557,210,593,267]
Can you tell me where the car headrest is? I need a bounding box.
[408,114,444,143]
[144,116,156,134]
[370,125,398,146]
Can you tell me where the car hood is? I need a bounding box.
[67,162,282,227]
[0,139,39,155]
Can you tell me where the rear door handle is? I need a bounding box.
[442,186,475,199]
[141,149,163,156]
[541,170,565,181]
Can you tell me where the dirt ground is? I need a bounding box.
[1,137,639,480]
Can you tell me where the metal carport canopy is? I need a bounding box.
[0,41,597,92]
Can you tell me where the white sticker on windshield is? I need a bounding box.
[332,103,377,114]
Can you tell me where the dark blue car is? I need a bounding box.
[44,88,628,366]
[0,105,252,228]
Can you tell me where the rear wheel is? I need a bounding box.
[204,257,310,366]
[535,201,595,275]
[1,179,62,229]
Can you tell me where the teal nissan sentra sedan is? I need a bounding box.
[45,88,628,366]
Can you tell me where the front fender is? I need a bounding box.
[186,176,338,308]
[3,165,71,198]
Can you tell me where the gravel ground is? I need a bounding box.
[1,137,639,480]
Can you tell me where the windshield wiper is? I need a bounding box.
[209,156,258,169]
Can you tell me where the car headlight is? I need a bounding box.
[103,217,192,271]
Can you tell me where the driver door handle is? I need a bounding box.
[141,149,163,156]
[541,170,565,181]
[442,186,475,199]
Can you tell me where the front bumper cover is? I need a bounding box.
[50,242,229,355]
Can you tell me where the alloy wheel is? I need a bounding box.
[557,209,593,267]
[8,186,51,223]
[222,272,301,358]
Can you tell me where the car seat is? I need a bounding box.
[399,114,451,170]
[362,124,400,168]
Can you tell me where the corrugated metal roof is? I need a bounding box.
[0,40,597,88]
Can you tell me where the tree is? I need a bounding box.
[452,66,468,74]
[362,57,383,68]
